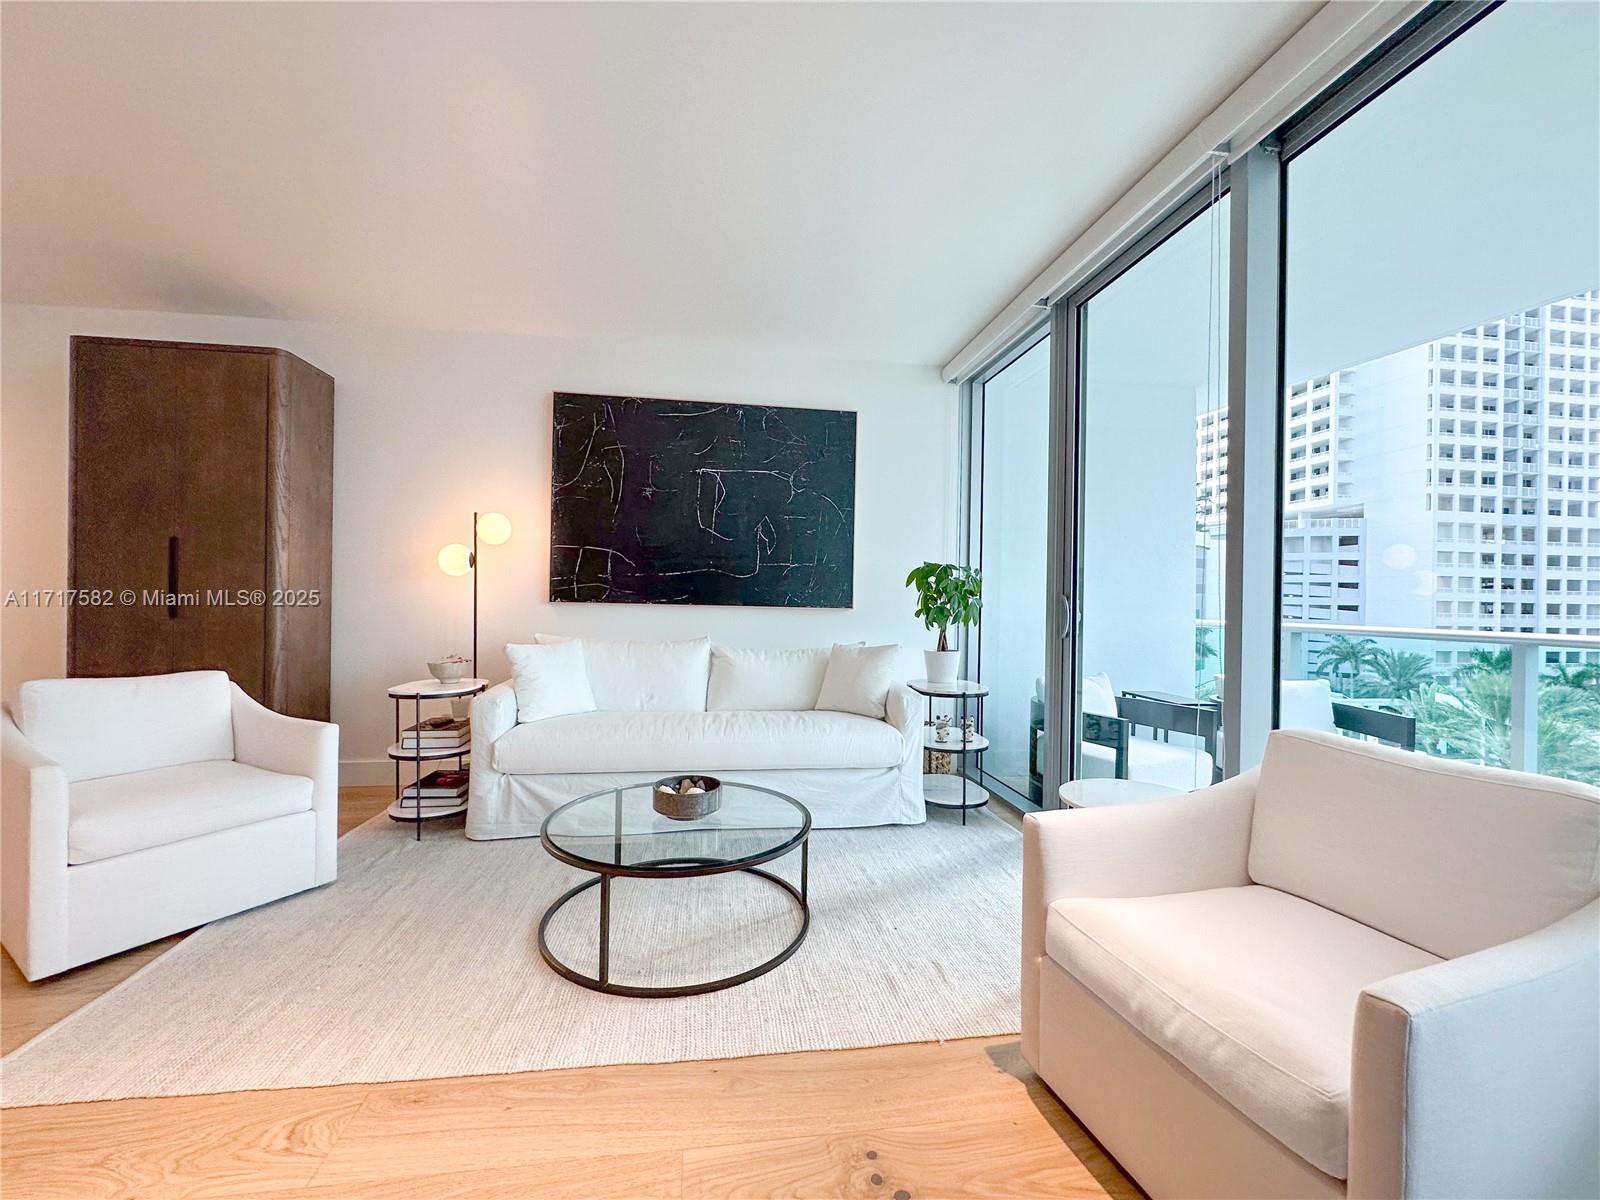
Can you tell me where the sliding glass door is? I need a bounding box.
[1068,191,1229,794]
[968,333,1051,808]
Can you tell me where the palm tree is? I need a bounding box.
[1195,627,1217,674]
[1364,649,1433,699]
[1459,647,1512,676]
[1311,635,1379,696]
[1409,679,1500,765]
[1548,662,1600,694]
[1411,673,1600,786]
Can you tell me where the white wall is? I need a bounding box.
[1,304,956,778]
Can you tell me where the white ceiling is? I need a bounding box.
[1,2,1318,365]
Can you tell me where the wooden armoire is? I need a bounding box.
[69,336,335,720]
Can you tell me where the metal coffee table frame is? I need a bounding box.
[537,784,811,998]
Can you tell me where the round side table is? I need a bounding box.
[908,677,990,824]
[387,677,488,839]
[1057,779,1180,809]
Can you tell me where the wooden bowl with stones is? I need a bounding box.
[652,776,723,821]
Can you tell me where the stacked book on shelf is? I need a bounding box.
[395,717,470,812]
[401,715,469,753]
[397,768,470,811]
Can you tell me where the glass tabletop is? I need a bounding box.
[541,781,810,874]
[906,678,989,697]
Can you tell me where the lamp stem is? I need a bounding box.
[471,511,479,678]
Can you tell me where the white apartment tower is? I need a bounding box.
[1196,290,1600,670]
[1423,293,1600,663]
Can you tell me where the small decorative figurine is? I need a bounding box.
[934,714,952,743]
[961,715,977,744]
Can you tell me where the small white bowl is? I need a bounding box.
[428,659,468,683]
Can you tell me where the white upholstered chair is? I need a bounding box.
[1023,729,1599,1200]
[2,671,338,981]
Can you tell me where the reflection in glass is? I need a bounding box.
[1076,195,1229,794]
[973,336,1051,807]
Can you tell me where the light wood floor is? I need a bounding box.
[1,787,1138,1200]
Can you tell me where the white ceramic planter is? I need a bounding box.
[923,649,961,684]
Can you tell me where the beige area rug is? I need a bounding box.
[1,806,1022,1107]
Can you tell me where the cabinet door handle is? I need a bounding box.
[167,535,179,619]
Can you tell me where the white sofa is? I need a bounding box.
[2,671,338,981]
[1023,729,1599,1200]
[468,638,924,839]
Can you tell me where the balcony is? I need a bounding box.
[1277,621,1600,784]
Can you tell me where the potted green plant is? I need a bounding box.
[905,562,982,684]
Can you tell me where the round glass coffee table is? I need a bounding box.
[538,781,811,997]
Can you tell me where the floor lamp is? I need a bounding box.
[437,511,512,677]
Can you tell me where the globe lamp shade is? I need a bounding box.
[476,512,513,546]
[437,543,473,577]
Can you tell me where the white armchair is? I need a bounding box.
[1023,729,1599,1200]
[2,670,337,981]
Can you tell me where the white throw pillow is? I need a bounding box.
[815,643,899,719]
[1081,671,1119,717]
[534,635,711,711]
[707,645,831,711]
[506,642,597,723]
[1278,678,1338,733]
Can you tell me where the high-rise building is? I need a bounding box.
[1196,290,1600,671]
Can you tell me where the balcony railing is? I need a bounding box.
[1279,620,1600,782]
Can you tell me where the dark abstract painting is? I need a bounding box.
[549,392,856,607]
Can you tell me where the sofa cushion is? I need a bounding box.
[19,671,234,783]
[815,643,898,719]
[1046,885,1441,1180]
[533,635,711,711]
[506,641,597,723]
[1082,671,1119,717]
[707,646,830,712]
[68,759,313,865]
[1278,679,1338,734]
[1250,730,1600,959]
[492,709,904,774]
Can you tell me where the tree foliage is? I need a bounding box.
[1362,649,1433,698]
[1308,637,1599,785]
[1409,673,1600,785]
[1311,636,1380,695]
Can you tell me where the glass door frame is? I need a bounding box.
[959,322,1051,812]
[1044,175,1236,807]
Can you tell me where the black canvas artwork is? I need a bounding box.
[549,392,856,607]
